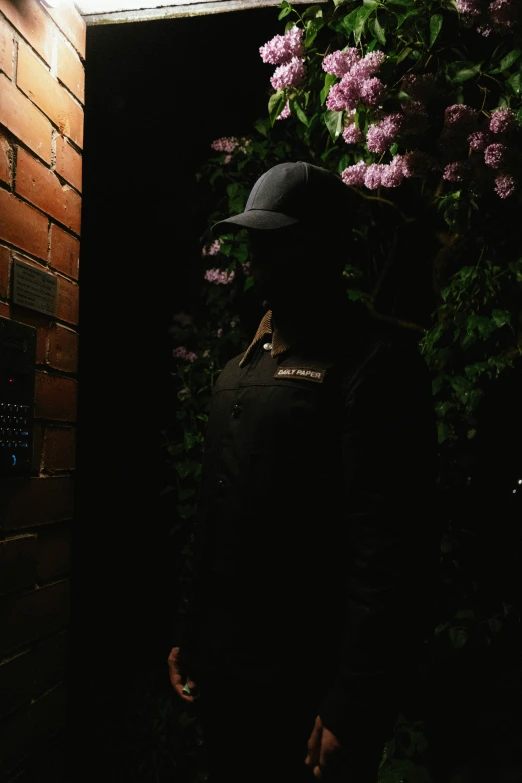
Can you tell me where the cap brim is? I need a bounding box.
[211,210,299,236]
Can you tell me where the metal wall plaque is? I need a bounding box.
[12,258,58,317]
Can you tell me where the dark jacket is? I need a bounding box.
[173,306,440,746]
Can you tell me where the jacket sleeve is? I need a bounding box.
[318,336,441,747]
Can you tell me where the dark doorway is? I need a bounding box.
[72,9,284,781]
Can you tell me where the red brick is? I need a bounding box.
[0,15,14,80]
[0,476,74,531]
[0,632,68,719]
[0,73,52,163]
[29,682,68,752]
[32,421,44,473]
[0,244,9,299]
[49,224,79,279]
[0,683,67,766]
[16,147,81,235]
[56,275,79,325]
[0,129,12,185]
[0,0,52,65]
[0,535,38,596]
[55,135,82,192]
[0,650,33,719]
[0,188,48,260]
[0,301,10,317]
[0,699,30,762]
[9,291,51,364]
[35,372,77,421]
[37,521,71,581]
[47,323,78,372]
[45,2,85,59]
[17,44,84,149]
[32,630,69,696]
[0,580,70,654]
[42,426,75,471]
[56,35,84,104]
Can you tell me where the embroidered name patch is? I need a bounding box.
[273,367,326,383]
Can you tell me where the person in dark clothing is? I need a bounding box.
[168,161,440,782]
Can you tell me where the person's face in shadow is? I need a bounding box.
[246,225,321,313]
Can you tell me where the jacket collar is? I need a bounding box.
[239,310,290,367]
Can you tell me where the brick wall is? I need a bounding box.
[0,0,85,779]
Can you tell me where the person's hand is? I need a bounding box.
[168,646,200,704]
[305,715,341,778]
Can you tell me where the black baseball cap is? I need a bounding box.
[211,161,350,235]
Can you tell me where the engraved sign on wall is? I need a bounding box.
[12,258,58,317]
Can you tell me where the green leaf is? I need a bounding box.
[254,118,269,137]
[396,8,421,28]
[466,314,496,339]
[353,5,374,43]
[184,431,196,451]
[278,2,292,20]
[346,289,367,302]
[447,60,482,83]
[450,375,471,394]
[324,110,344,141]
[293,102,309,126]
[370,15,386,44]
[341,7,360,36]
[490,49,521,74]
[437,421,451,444]
[320,73,337,105]
[305,16,325,46]
[429,13,443,48]
[507,71,522,96]
[243,275,254,292]
[268,89,287,126]
[396,46,413,64]
[491,309,511,329]
[176,503,195,520]
[449,626,468,649]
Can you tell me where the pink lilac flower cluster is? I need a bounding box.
[204,268,235,285]
[341,152,431,190]
[172,312,192,326]
[323,49,386,112]
[202,239,222,257]
[260,26,306,116]
[270,56,306,91]
[259,26,304,64]
[489,107,516,134]
[456,0,517,34]
[342,123,363,144]
[173,346,197,362]
[441,105,518,197]
[486,108,517,196]
[211,137,239,153]
[366,113,403,154]
[211,136,251,163]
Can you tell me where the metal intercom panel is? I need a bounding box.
[0,317,36,477]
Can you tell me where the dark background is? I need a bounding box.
[72,8,285,781]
